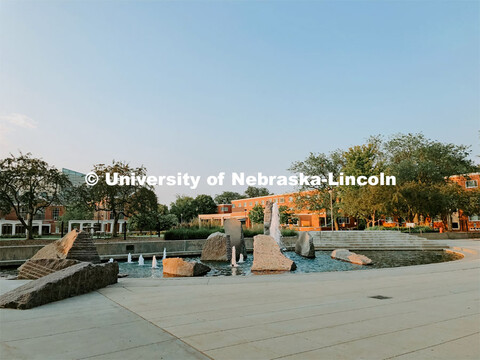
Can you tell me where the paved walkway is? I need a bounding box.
[1,240,479,359]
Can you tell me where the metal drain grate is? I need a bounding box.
[369,295,392,300]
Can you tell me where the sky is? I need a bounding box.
[1,0,479,205]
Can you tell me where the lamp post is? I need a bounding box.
[329,189,334,231]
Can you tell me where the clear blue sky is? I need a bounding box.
[1,0,479,204]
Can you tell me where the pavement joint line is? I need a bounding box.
[270,313,480,360]
[76,339,173,360]
[98,290,214,360]
[4,318,143,343]
[199,310,417,351]
[383,331,480,359]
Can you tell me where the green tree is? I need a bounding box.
[157,213,178,231]
[169,195,197,223]
[244,186,271,198]
[86,161,150,237]
[384,133,476,227]
[340,137,389,227]
[194,194,217,215]
[128,188,159,233]
[289,150,343,230]
[248,204,264,224]
[214,191,245,204]
[0,153,70,239]
[278,205,294,225]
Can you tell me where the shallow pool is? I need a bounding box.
[118,250,461,278]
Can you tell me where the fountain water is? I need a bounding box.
[162,248,167,260]
[231,246,238,267]
[108,258,114,263]
[238,253,245,264]
[152,255,158,268]
[138,255,145,266]
[271,203,286,250]
[127,253,133,263]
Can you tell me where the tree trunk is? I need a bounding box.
[26,214,34,240]
[112,215,119,237]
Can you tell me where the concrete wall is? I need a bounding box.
[0,236,299,266]
[416,232,480,240]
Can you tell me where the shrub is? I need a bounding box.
[164,227,224,240]
[365,225,437,233]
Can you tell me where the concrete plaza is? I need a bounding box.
[1,240,479,360]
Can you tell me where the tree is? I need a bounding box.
[128,188,159,233]
[289,150,344,230]
[169,195,197,223]
[0,153,70,239]
[278,205,294,225]
[214,191,245,204]
[248,204,264,224]
[194,194,217,215]
[339,137,389,227]
[244,186,271,198]
[157,214,178,231]
[60,183,94,223]
[86,161,150,237]
[383,133,476,227]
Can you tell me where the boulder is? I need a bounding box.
[162,258,210,277]
[295,231,315,258]
[251,235,296,272]
[263,200,273,235]
[331,249,372,265]
[15,230,101,280]
[29,229,100,263]
[0,262,118,309]
[18,258,81,280]
[224,219,247,260]
[201,232,229,261]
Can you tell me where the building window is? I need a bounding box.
[337,217,350,225]
[255,201,258,205]
[222,207,229,212]
[232,204,235,208]
[279,197,285,203]
[52,208,60,220]
[466,180,478,189]
[469,215,480,222]
[244,202,247,207]
[261,200,265,205]
[289,197,293,202]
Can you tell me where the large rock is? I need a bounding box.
[201,232,229,261]
[162,258,210,277]
[29,229,100,263]
[331,249,372,265]
[295,232,315,258]
[263,200,273,235]
[18,259,81,280]
[224,219,247,260]
[251,235,296,272]
[16,230,101,280]
[0,262,118,309]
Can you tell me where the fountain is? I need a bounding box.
[270,203,286,250]
[162,248,167,261]
[238,253,245,264]
[108,258,114,263]
[231,246,238,267]
[127,253,133,263]
[138,255,144,266]
[152,255,159,268]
